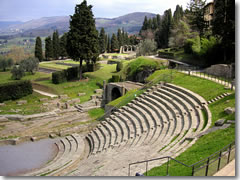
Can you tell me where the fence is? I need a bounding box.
[175,65,235,90]
[128,141,235,176]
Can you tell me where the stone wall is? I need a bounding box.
[204,64,233,78]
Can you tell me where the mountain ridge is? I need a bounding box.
[0,12,156,37]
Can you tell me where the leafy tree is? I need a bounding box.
[59,33,68,59]
[52,30,60,60]
[67,0,100,79]
[11,65,25,80]
[137,39,157,56]
[169,17,191,48]
[45,36,53,61]
[7,58,14,68]
[20,57,39,74]
[186,0,206,37]
[99,28,106,53]
[6,46,30,64]
[0,58,7,71]
[34,36,43,62]
[111,33,119,52]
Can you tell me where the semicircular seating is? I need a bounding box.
[66,82,211,176]
[28,82,211,176]
[23,133,85,176]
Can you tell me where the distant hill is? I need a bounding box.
[0,12,156,37]
[0,21,22,30]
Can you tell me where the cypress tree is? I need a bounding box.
[187,0,206,37]
[156,14,161,28]
[111,33,119,52]
[99,28,106,53]
[117,28,124,48]
[155,9,173,48]
[45,36,53,61]
[107,35,111,53]
[212,0,235,63]
[67,0,99,79]
[52,30,60,60]
[34,36,43,62]
[59,33,68,59]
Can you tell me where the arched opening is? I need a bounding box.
[111,87,121,101]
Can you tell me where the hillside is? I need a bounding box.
[0,12,156,37]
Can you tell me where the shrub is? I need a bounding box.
[52,71,67,84]
[20,57,39,74]
[0,80,33,103]
[11,65,25,80]
[116,61,123,72]
[65,66,79,81]
[184,36,201,54]
[108,75,120,83]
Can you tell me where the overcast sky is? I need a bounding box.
[0,0,215,22]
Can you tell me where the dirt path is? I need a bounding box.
[33,89,58,98]
[213,159,235,176]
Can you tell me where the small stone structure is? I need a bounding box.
[224,107,235,115]
[102,80,143,106]
[119,45,138,54]
[204,64,234,78]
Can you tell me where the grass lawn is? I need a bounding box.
[209,93,235,126]
[108,89,144,108]
[146,124,235,176]
[37,63,117,103]
[104,53,129,56]
[147,69,233,101]
[39,62,69,70]
[0,91,50,115]
[88,108,105,120]
[0,71,51,84]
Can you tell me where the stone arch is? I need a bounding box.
[111,87,122,101]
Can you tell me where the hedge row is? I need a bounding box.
[52,63,100,84]
[0,80,33,102]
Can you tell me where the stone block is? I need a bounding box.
[226,120,235,124]
[95,89,103,94]
[91,95,97,100]
[59,94,68,99]
[49,133,56,138]
[42,103,49,106]
[224,107,235,114]
[78,92,86,97]
[0,117,8,122]
[224,86,231,90]
[215,119,225,126]
[62,103,69,109]
[16,100,27,105]
[30,137,37,142]
[71,98,80,104]
[0,103,5,107]
[39,98,48,102]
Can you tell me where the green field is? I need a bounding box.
[147,69,233,101]
[0,71,51,84]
